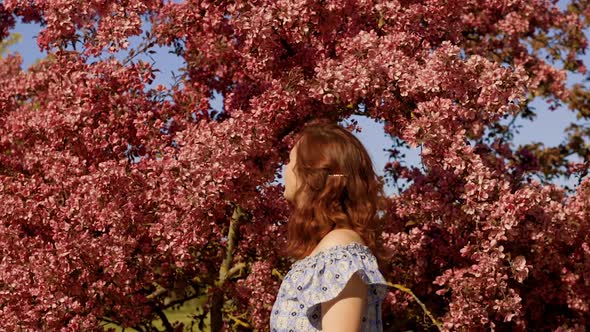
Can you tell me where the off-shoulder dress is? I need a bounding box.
[269,242,388,331]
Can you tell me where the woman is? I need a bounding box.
[270,118,393,332]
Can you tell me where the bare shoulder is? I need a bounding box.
[314,228,366,253]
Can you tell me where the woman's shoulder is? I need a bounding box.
[283,229,389,307]
[311,228,366,255]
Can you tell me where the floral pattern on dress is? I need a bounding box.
[270,242,388,332]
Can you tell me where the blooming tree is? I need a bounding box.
[1,0,589,331]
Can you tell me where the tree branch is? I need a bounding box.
[146,282,167,300]
[227,262,246,279]
[100,317,144,332]
[388,282,442,331]
[154,306,174,332]
[162,293,202,310]
[218,204,243,282]
[227,312,251,330]
[210,204,246,331]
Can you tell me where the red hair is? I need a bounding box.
[280,118,394,274]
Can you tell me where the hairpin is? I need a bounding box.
[328,174,346,177]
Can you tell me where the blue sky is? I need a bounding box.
[6,15,589,197]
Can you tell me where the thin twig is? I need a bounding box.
[162,293,202,310]
[388,282,442,331]
[100,317,145,332]
[227,312,251,329]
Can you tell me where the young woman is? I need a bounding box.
[270,118,393,332]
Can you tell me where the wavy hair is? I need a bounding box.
[280,118,394,274]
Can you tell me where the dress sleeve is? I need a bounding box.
[293,244,389,322]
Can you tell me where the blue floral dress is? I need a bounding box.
[270,242,389,331]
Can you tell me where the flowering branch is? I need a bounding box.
[2,0,589,330]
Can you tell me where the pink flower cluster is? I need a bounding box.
[235,261,279,331]
[1,0,589,330]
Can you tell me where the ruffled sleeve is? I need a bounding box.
[285,242,389,323]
